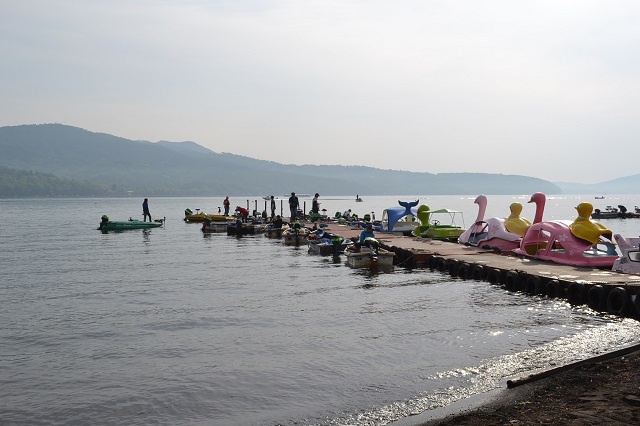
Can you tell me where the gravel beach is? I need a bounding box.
[421,348,640,425]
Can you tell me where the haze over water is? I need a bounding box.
[2,195,640,425]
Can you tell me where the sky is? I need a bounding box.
[1,0,639,184]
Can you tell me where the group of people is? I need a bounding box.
[142,195,377,247]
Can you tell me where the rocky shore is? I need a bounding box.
[422,348,640,425]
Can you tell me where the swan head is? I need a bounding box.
[474,194,487,205]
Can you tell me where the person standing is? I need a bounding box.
[288,192,299,223]
[270,195,277,218]
[312,193,320,214]
[223,196,230,216]
[142,198,151,222]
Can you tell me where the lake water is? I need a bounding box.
[2,194,640,425]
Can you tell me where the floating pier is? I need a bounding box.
[320,223,640,319]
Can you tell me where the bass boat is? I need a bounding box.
[98,215,164,231]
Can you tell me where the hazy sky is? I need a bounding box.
[2,1,639,183]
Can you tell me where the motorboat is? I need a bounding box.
[184,208,206,222]
[307,230,348,256]
[98,215,164,231]
[201,216,233,233]
[226,221,265,236]
[344,243,394,269]
[264,226,285,238]
[591,205,619,219]
[282,226,309,246]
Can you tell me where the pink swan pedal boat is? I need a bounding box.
[458,195,528,252]
[512,193,618,268]
[612,235,640,274]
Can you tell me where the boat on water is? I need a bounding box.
[513,194,618,268]
[591,205,620,219]
[282,226,309,246]
[184,208,208,222]
[343,244,394,269]
[411,205,465,242]
[595,195,605,199]
[264,226,285,238]
[307,230,349,256]
[226,221,266,236]
[201,216,234,233]
[98,215,164,231]
[591,205,640,219]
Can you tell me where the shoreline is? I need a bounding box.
[405,348,640,425]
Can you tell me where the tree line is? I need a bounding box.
[0,167,109,197]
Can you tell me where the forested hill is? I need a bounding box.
[0,167,108,197]
[0,123,563,197]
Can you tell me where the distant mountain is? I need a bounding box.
[0,123,564,197]
[554,175,640,195]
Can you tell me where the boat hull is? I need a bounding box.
[101,220,162,231]
[344,249,394,269]
[226,223,265,236]
[308,241,348,256]
[264,228,284,238]
[282,231,309,246]
[202,222,232,233]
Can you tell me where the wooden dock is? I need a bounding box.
[321,223,640,319]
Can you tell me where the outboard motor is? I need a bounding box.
[99,215,109,231]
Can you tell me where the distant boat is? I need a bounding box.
[355,195,363,202]
[595,196,605,199]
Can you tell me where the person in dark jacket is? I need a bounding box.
[142,198,151,222]
[288,192,299,223]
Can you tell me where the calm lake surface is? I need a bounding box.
[2,194,640,425]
